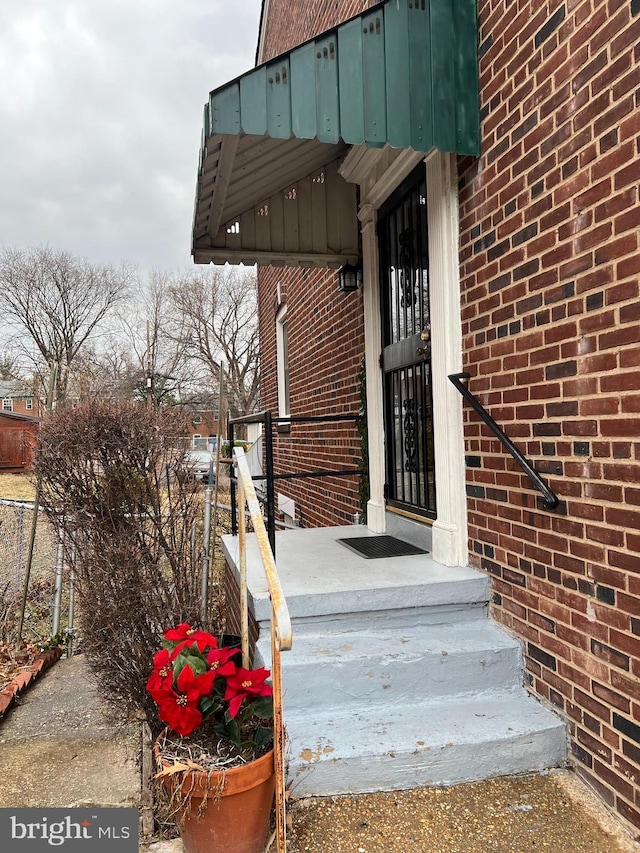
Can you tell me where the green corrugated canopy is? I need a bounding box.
[193,0,479,267]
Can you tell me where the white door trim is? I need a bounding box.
[356,150,468,566]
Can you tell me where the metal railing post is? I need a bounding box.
[271,617,286,853]
[229,419,237,536]
[201,481,212,622]
[237,462,249,671]
[14,504,24,587]
[51,525,65,636]
[264,411,276,556]
[66,537,76,659]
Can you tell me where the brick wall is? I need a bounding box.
[224,561,259,655]
[6,399,34,416]
[260,0,373,60]
[257,265,364,528]
[460,0,640,833]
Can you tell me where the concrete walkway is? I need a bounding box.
[0,653,163,848]
[0,653,141,810]
[0,654,636,852]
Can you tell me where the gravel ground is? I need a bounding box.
[285,771,638,853]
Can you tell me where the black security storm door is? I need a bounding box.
[379,166,436,519]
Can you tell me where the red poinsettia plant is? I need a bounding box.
[147,623,273,759]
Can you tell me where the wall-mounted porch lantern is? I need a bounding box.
[338,261,363,294]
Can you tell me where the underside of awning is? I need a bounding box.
[192,0,479,268]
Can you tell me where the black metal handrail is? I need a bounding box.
[228,410,363,554]
[448,372,560,511]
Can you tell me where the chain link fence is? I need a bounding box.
[0,479,239,653]
[0,499,59,646]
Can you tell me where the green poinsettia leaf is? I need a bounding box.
[252,725,273,748]
[200,696,222,717]
[249,695,274,719]
[172,647,208,678]
[215,715,241,748]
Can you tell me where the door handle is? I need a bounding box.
[417,326,431,356]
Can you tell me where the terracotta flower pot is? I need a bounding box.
[155,738,275,853]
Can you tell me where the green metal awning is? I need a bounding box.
[192,0,479,267]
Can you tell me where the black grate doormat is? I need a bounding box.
[337,535,428,559]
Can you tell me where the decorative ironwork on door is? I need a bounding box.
[379,166,436,518]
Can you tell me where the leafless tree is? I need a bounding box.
[0,246,134,402]
[0,351,24,381]
[56,271,214,410]
[61,338,138,402]
[60,275,180,404]
[168,266,259,418]
[119,270,194,406]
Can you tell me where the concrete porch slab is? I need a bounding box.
[221,526,490,624]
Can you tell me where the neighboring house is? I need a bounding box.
[0,411,40,472]
[184,410,220,449]
[0,380,39,418]
[192,0,640,834]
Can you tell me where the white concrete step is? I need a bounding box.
[287,600,489,636]
[221,527,491,635]
[284,688,567,796]
[258,620,523,709]
[222,527,566,796]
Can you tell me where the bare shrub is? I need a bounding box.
[35,401,219,725]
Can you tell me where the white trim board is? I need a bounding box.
[355,151,468,566]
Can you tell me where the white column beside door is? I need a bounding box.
[426,152,469,567]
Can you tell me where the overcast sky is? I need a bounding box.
[0,0,262,276]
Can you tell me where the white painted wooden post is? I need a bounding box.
[359,203,386,534]
[426,151,469,567]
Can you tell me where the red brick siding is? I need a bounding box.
[257,265,364,528]
[460,0,640,833]
[185,413,220,444]
[6,399,35,416]
[260,0,375,60]
[224,561,259,655]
